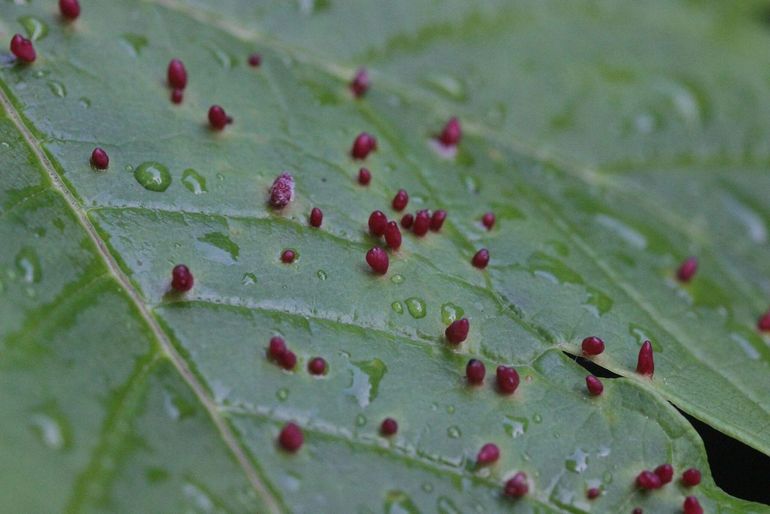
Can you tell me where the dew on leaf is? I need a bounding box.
[355,413,367,427]
[197,232,239,264]
[181,169,207,194]
[47,80,66,98]
[206,45,238,69]
[446,425,461,439]
[391,301,403,314]
[422,73,467,102]
[29,412,67,450]
[390,273,404,284]
[15,247,41,283]
[503,416,528,438]
[384,490,419,514]
[18,16,48,41]
[437,496,461,514]
[405,297,426,319]
[533,413,543,424]
[316,270,327,281]
[119,33,148,57]
[134,162,171,192]
[344,357,387,408]
[241,273,257,286]
[440,303,464,324]
[565,448,589,473]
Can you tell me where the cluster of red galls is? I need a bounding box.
[635,465,703,514]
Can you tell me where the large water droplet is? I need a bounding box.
[18,15,48,41]
[134,162,171,192]
[344,358,387,408]
[182,169,207,194]
[440,302,464,324]
[119,33,148,57]
[405,297,426,319]
[15,248,41,283]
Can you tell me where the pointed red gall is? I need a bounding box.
[368,210,388,237]
[496,365,520,394]
[357,167,371,185]
[59,0,81,20]
[430,209,447,231]
[278,422,303,452]
[392,189,409,211]
[636,470,662,490]
[309,207,323,228]
[268,336,287,361]
[366,247,389,275]
[476,443,500,466]
[438,117,461,147]
[445,318,469,344]
[472,249,489,269]
[351,132,377,159]
[208,105,232,130]
[632,509,643,514]
[400,213,414,229]
[412,210,430,237]
[380,417,398,436]
[683,496,703,514]
[280,249,296,264]
[466,358,485,385]
[581,336,605,356]
[308,357,327,375]
[636,340,654,377]
[170,88,184,104]
[503,472,528,498]
[349,68,370,98]
[677,256,698,282]
[481,211,495,230]
[681,468,701,487]
[279,350,297,370]
[586,487,601,499]
[10,34,36,63]
[585,375,603,396]
[167,59,187,89]
[248,53,262,67]
[269,172,294,209]
[654,464,673,485]
[758,310,770,332]
[90,147,109,170]
[384,221,402,250]
[171,264,194,292]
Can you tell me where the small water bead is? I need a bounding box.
[269,172,294,209]
[380,417,398,436]
[586,487,601,500]
[134,162,171,192]
[654,464,673,485]
[366,247,389,275]
[758,310,770,332]
[355,414,367,427]
[430,210,446,231]
[466,359,485,385]
[677,256,698,282]
[445,318,469,344]
[635,470,661,490]
[476,443,499,466]
[636,340,654,377]
[368,210,388,236]
[276,388,289,401]
[90,147,109,170]
[278,422,303,452]
[481,212,495,230]
[316,270,327,280]
[170,88,183,104]
[391,301,403,314]
[683,496,703,514]
[472,249,489,269]
[208,105,232,130]
[503,472,528,498]
[167,58,187,89]
[281,249,296,264]
[351,132,377,160]
[405,297,426,319]
[390,274,404,284]
[171,264,194,292]
[392,189,409,211]
[585,375,603,396]
[400,213,414,229]
[384,221,402,250]
[307,357,327,375]
[412,210,430,237]
[681,468,701,487]
[446,426,461,438]
[349,68,370,98]
[248,53,262,67]
[358,167,371,185]
[309,207,323,228]
[11,34,36,63]
[438,117,462,147]
[581,336,605,356]
[496,366,519,395]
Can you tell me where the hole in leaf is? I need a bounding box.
[562,351,619,379]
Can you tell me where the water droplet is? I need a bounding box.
[437,497,461,514]
[528,252,583,285]
[584,287,613,316]
[422,74,467,102]
[183,482,216,513]
[731,332,761,360]
[18,15,48,41]
[315,269,327,281]
[47,80,66,98]
[463,175,480,194]
[446,425,462,439]
[390,273,405,284]
[595,214,647,249]
[297,0,331,15]
[597,445,611,458]
[181,169,207,194]
[206,45,238,69]
[241,272,257,286]
[15,248,41,283]
[384,490,419,514]
[134,162,171,192]
[405,297,426,319]
[196,232,239,264]
[421,482,434,493]
[276,388,289,401]
[440,302,464,324]
[602,471,613,484]
[391,301,403,314]
[533,413,543,424]
[565,448,589,473]
[503,416,528,438]
[344,358,387,408]
[355,413,367,427]
[78,97,91,109]
[119,33,148,57]
[29,407,69,451]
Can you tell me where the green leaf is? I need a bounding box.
[1,1,768,512]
